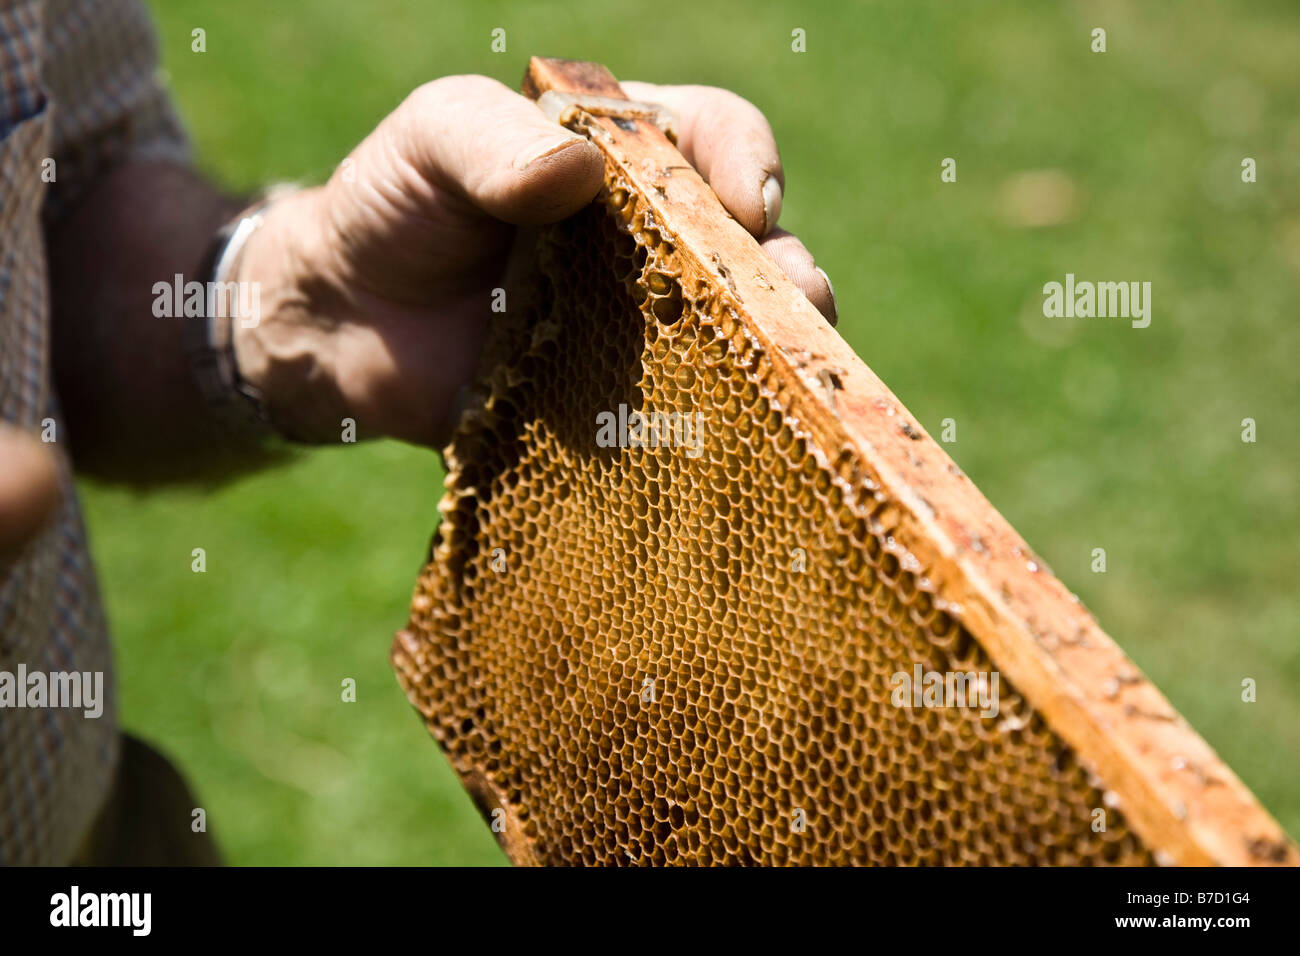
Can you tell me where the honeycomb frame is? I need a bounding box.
[392,57,1298,867]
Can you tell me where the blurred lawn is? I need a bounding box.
[80,0,1299,864]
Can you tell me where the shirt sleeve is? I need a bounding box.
[41,0,191,219]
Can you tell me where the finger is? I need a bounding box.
[759,229,838,325]
[394,75,605,225]
[621,81,784,238]
[0,425,62,569]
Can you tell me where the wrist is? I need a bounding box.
[228,186,346,442]
[184,188,294,441]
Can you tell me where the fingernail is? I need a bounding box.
[761,174,783,236]
[815,266,838,326]
[514,134,586,171]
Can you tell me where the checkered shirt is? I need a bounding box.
[0,0,189,864]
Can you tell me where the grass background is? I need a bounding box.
[80,0,1299,864]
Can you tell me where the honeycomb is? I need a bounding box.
[390,125,1167,864]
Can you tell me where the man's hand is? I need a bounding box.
[234,75,837,447]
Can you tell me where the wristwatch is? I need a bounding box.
[183,186,297,438]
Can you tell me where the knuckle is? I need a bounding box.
[407,74,501,112]
[692,84,765,122]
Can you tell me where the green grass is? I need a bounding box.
[81,0,1300,863]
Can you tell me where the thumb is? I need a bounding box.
[0,424,62,571]
[394,75,605,225]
